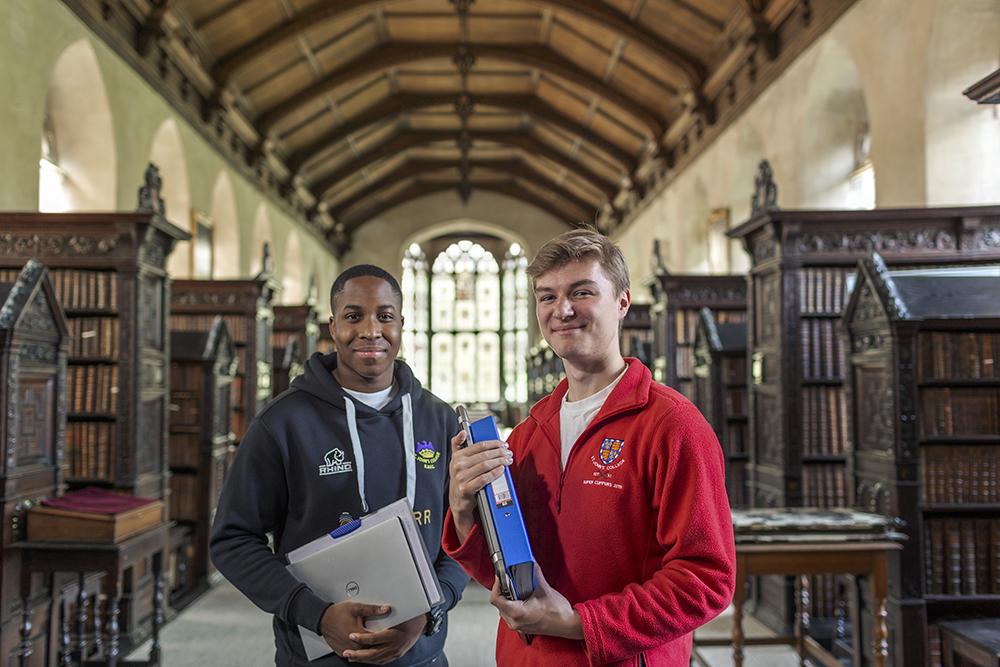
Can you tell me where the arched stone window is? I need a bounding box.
[402,240,528,406]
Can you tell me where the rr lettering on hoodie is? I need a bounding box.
[413,509,432,526]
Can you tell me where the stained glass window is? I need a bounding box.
[403,240,528,406]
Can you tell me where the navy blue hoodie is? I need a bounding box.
[210,351,468,666]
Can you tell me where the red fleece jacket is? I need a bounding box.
[443,359,736,667]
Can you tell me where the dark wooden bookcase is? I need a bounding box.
[693,307,749,508]
[271,303,319,395]
[526,345,564,405]
[728,204,1000,637]
[272,304,320,358]
[843,254,1000,667]
[644,273,747,399]
[0,212,189,501]
[271,337,303,397]
[168,317,237,608]
[0,261,70,663]
[620,303,653,368]
[170,276,279,450]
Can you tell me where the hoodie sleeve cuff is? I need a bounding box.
[285,585,333,634]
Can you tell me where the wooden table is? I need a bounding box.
[694,508,904,667]
[938,619,1000,667]
[12,523,171,667]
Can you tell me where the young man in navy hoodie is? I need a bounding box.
[210,264,468,666]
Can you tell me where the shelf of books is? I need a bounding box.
[170,275,280,455]
[526,345,564,404]
[620,303,654,368]
[0,212,189,502]
[168,317,237,608]
[692,307,749,508]
[272,336,303,397]
[729,202,1000,646]
[843,253,1000,667]
[271,304,319,394]
[643,272,747,400]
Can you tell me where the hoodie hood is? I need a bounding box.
[291,351,422,512]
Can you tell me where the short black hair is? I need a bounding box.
[329,264,403,311]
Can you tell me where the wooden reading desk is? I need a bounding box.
[13,522,170,667]
[694,508,904,667]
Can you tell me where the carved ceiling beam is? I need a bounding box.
[137,0,177,56]
[337,179,587,237]
[331,158,599,222]
[284,92,637,177]
[209,0,706,94]
[735,0,779,59]
[254,43,665,140]
[311,130,619,200]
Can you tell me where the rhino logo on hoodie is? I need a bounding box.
[319,448,353,476]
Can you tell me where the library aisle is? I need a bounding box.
[128,579,801,667]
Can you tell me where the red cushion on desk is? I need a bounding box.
[40,487,156,514]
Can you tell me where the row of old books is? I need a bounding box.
[802,385,848,456]
[726,386,747,418]
[675,307,747,343]
[919,331,999,380]
[727,423,747,455]
[921,445,999,504]
[67,363,118,415]
[169,432,200,469]
[170,314,251,346]
[170,362,204,394]
[798,267,853,315]
[801,464,847,508]
[170,395,200,429]
[67,317,119,359]
[0,267,119,312]
[65,421,116,479]
[924,517,1000,596]
[801,317,848,380]
[169,473,200,522]
[920,387,1000,437]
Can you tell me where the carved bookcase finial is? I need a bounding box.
[751,159,779,215]
[138,163,166,215]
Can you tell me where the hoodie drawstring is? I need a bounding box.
[344,394,416,513]
[402,394,416,510]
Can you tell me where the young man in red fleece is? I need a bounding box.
[443,228,736,666]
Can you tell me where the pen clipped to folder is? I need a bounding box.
[457,405,535,645]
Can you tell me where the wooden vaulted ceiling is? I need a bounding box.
[65,0,858,253]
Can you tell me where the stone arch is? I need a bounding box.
[800,39,872,209]
[281,231,304,304]
[39,38,117,212]
[150,118,193,278]
[925,0,1000,204]
[210,171,241,279]
[250,203,274,277]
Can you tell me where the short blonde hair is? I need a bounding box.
[526,228,630,296]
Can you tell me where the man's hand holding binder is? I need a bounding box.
[449,412,587,645]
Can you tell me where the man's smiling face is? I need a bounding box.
[329,275,403,392]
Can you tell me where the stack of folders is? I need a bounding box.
[286,499,443,661]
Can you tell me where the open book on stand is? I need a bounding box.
[285,498,443,661]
